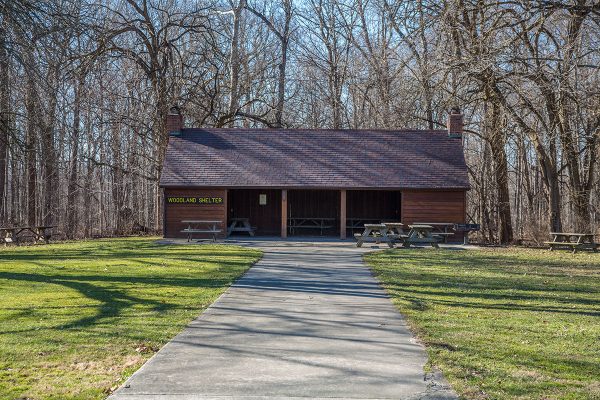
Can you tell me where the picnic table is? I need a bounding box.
[0,227,16,244]
[0,226,55,244]
[354,224,394,248]
[382,222,407,243]
[403,224,440,248]
[288,217,335,236]
[227,217,256,237]
[413,222,455,243]
[545,233,597,253]
[0,228,19,244]
[383,222,405,235]
[454,223,481,245]
[181,220,223,242]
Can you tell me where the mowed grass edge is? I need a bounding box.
[365,247,600,400]
[0,237,262,400]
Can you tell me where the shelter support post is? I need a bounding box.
[340,190,347,239]
[281,189,288,238]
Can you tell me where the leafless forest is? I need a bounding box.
[0,0,599,243]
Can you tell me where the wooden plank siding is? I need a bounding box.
[163,188,467,240]
[401,190,466,242]
[164,188,227,238]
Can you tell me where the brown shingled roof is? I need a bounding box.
[159,128,470,190]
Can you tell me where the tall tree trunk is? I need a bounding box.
[84,128,94,238]
[0,26,9,225]
[275,0,291,128]
[330,63,342,129]
[25,78,37,226]
[111,121,124,235]
[558,106,591,231]
[67,79,82,238]
[155,97,168,233]
[487,98,513,244]
[559,5,591,231]
[41,67,59,227]
[228,0,245,125]
[275,33,288,127]
[479,144,494,242]
[418,0,434,130]
[547,171,563,233]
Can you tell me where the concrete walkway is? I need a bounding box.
[110,239,457,399]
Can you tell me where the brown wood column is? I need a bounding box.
[340,189,347,239]
[281,189,288,238]
[223,189,229,238]
[400,191,405,224]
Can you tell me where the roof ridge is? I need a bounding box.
[180,128,449,134]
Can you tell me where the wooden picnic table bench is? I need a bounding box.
[288,217,335,236]
[545,232,597,253]
[454,223,481,245]
[0,226,55,244]
[382,222,407,242]
[382,222,405,234]
[413,222,454,243]
[0,227,16,244]
[31,226,56,244]
[181,220,223,242]
[227,217,256,236]
[403,224,441,248]
[355,224,395,248]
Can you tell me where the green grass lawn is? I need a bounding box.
[0,237,261,400]
[365,247,600,400]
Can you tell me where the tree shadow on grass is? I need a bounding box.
[0,271,234,335]
[395,291,600,317]
[369,249,600,317]
[372,249,600,273]
[0,248,255,263]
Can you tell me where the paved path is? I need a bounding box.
[110,239,457,399]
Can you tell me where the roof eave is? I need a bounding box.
[159,184,471,191]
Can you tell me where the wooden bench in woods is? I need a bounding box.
[181,220,223,242]
[0,228,15,244]
[0,226,55,244]
[544,233,597,253]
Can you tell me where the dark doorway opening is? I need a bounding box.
[228,189,281,236]
[288,190,340,236]
[346,190,401,235]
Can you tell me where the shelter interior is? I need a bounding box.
[228,189,401,237]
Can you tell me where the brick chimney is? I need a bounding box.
[166,105,183,136]
[447,107,463,138]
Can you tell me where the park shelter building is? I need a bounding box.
[159,108,470,240]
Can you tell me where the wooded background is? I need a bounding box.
[0,0,598,243]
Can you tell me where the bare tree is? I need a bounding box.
[0,0,598,244]
[245,0,293,127]
[0,21,9,224]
